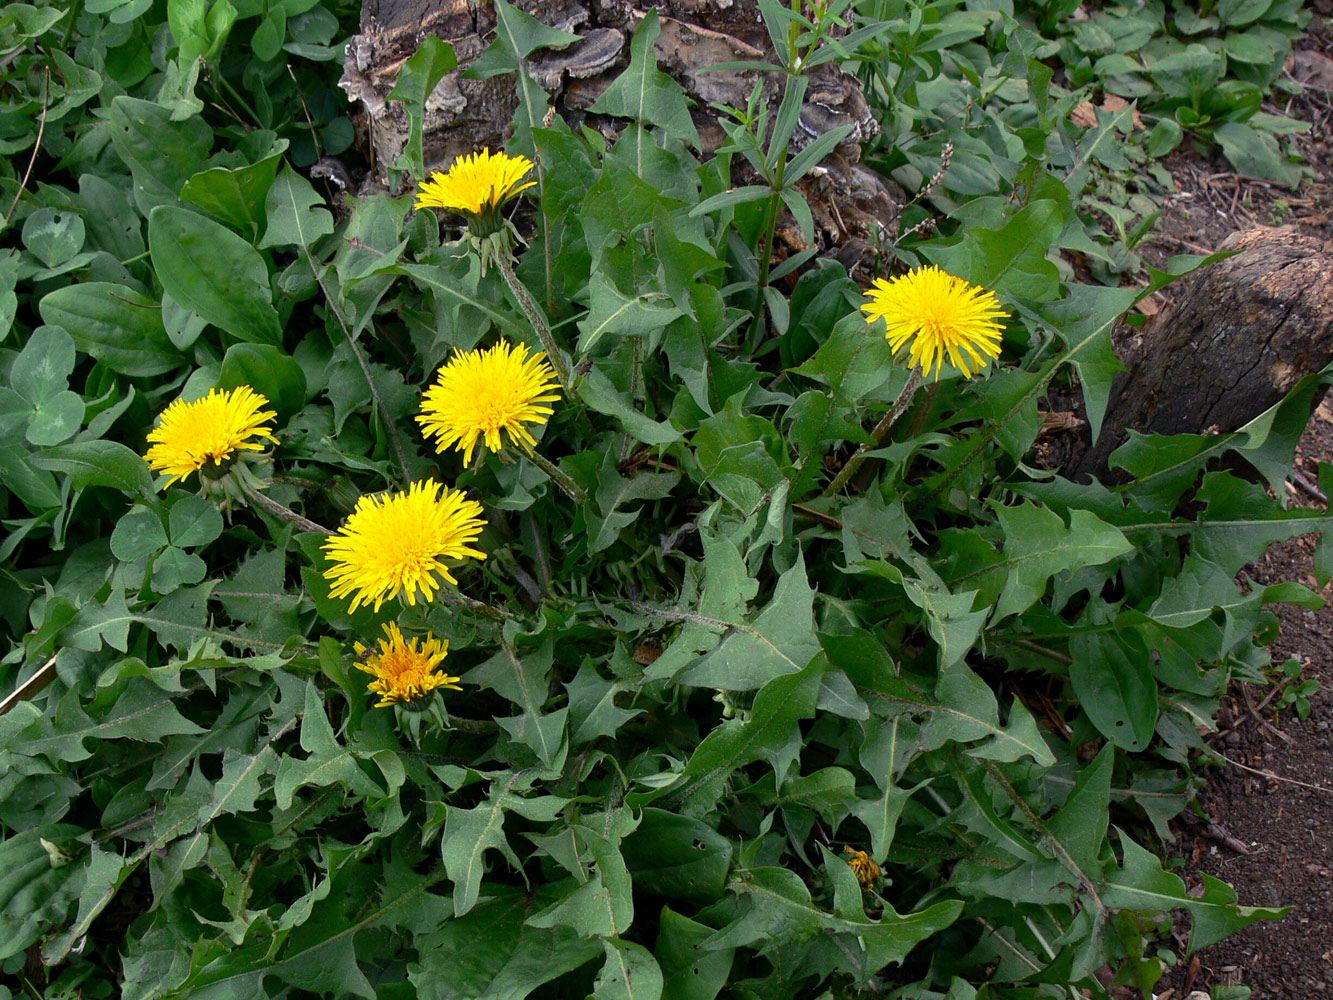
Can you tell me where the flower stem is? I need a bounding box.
[526,449,588,504]
[821,369,923,498]
[246,488,333,534]
[437,587,514,622]
[494,250,573,391]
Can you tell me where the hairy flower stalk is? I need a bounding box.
[417,340,585,503]
[415,148,572,390]
[493,251,572,392]
[821,369,922,497]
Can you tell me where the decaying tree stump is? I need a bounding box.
[1076,228,1333,478]
[338,0,902,251]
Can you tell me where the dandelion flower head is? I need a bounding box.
[861,265,1008,380]
[843,847,881,890]
[144,385,277,486]
[355,622,460,708]
[414,148,535,220]
[322,479,487,613]
[416,340,561,464]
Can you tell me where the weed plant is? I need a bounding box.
[0,0,1325,997]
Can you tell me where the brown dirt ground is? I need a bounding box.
[1131,7,1333,998]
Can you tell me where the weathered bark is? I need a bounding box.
[1075,228,1333,478]
[338,0,902,251]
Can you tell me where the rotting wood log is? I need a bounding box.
[1073,227,1333,479]
[337,0,903,256]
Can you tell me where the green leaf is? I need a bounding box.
[1069,632,1158,751]
[621,809,733,904]
[3,678,203,765]
[151,546,207,593]
[1062,105,1136,195]
[578,367,681,445]
[7,325,83,446]
[410,885,600,1000]
[1038,283,1138,441]
[1104,833,1286,954]
[149,205,282,345]
[851,774,923,863]
[870,562,988,672]
[32,439,155,498]
[168,493,224,548]
[792,312,901,404]
[273,681,388,809]
[648,658,825,817]
[466,636,566,768]
[217,342,307,421]
[704,867,963,984]
[927,667,1055,765]
[594,939,663,1000]
[1191,471,1333,575]
[951,503,1132,623]
[643,527,758,681]
[387,35,460,177]
[0,824,88,961]
[182,860,448,999]
[469,0,580,66]
[107,97,213,213]
[1047,744,1113,876]
[577,272,684,356]
[180,153,283,239]
[689,185,773,217]
[40,844,129,965]
[587,452,680,553]
[831,634,1056,767]
[39,286,180,377]
[564,659,644,744]
[260,162,336,249]
[1217,0,1272,26]
[925,200,1063,301]
[168,0,238,64]
[590,10,699,152]
[655,907,734,1000]
[441,773,567,915]
[529,821,635,937]
[22,207,86,269]
[677,554,820,690]
[61,588,136,652]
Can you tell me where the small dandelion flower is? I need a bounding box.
[843,847,881,890]
[861,265,1009,380]
[416,340,561,464]
[355,622,460,708]
[321,479,486,613]
[415,148,535,234]
[144,385,277,487]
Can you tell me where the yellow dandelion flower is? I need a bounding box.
[144,385,277,487]
[861,265,1009,380]
[354,622,460,708]
[843,847,881,890]
[321,479,487,613]
[416,340,562,464]
[415,148,536,222]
